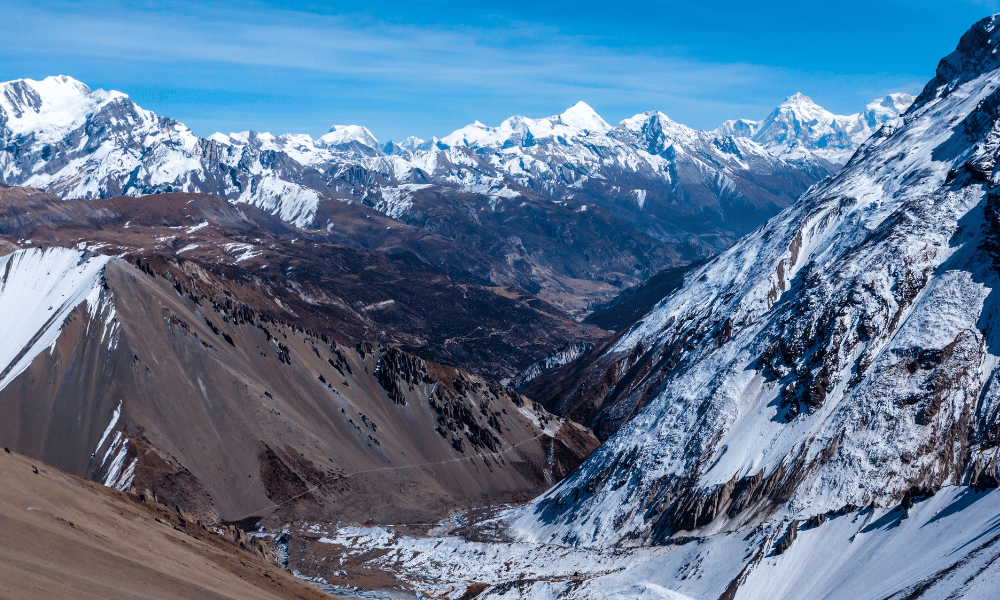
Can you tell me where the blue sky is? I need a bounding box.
[2,0,999,141]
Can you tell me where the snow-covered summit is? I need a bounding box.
[0,75,127,142]
[317,124,380,148]
[612,110,704,155]
[556,101,611,133]
[742,91,915,166]
[399,135,437,152]
[714,117,757,138]
[861,92,915,128]
[440,101,610,149]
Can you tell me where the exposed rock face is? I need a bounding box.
[512,14,1000,549]
[510,341,594,389]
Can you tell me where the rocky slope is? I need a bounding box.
[0,447,334,600]
[0,244,598,533]
[0,187,606,379]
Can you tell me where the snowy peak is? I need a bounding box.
[781,91,818,107]
[0,75,125,140]
[399,135,430,152]
[873,92,915,113]
[758,92,838,136]
[441,102,611,149]
[0,75,94,113]
[749,91,911,165]
[714,118,758,138]
[557,101,610,133]
[612,110,696,155]
[915,14,1000,109]
[317,124,380,148]
[861,93,916,128]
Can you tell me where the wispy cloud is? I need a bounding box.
[0,0,927,139]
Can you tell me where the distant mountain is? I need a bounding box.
[718,91,915,172]
[0,77,910,317]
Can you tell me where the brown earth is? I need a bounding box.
[0,447,336,600]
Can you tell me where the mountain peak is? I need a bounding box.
[318,124,379,148]
[0,75,96,106]
[0,75,128,142]
[781,92,817,107]
[880,92,916,110]
[913,14,1000,110]
[559,101,610,132]
[40,74,91,91]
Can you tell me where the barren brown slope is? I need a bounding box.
[0,188,607,379]
[0,447,333,600]
[0,250,598,530]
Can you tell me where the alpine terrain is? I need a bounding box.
[0,6,973,600]
[0,75,909,316]
[238,13,1000,600]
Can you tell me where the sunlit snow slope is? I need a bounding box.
[0,247,112,391]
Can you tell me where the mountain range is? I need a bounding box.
[0,76,911,319]
[10,8,1000,600]
[306,13,1000,599]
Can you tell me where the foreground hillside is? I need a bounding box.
[0,447,335,600]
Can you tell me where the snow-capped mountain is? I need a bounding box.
[317,124,380,148]
[515,13,1000,555]
[0,75,391,228]
[724,92,915,171]
[0,76,908,254]
[267,15,1000,600]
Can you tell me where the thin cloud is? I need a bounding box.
[0,0,923,139]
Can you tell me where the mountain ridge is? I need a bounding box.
[0,74,910,250]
